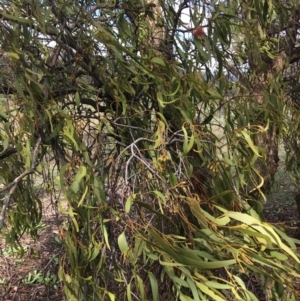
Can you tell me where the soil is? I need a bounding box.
[264,162,300,238]
[0,159,300,301]
[0,195,66,301]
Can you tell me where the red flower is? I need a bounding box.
[193,27,205,39]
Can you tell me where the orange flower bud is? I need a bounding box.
[59,228,66,240]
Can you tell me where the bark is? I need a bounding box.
[148,0,165,47]
[256,124,279,192]
[253,52,287,192]
[294,190,300,227]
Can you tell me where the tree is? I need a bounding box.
[0,0,300,300]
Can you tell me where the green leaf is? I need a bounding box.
[153,190,167,205]
[153,119,165,149]
[75,92,80,107]
[179,292,195,301]
[24,139,31,169]
[125,194,136,213]
[151,57,165,66]
[118,231,129,253]
[182,255,236,270]
[102,224,111,250]
[204,281,232,290]
[127,282,133,301]
[93,176,105,202]
[148,272,159,301]
[196,282,226,301]
[241,130,261,157]
[78,185,88,207]
[270,251,288,261]
[14,79,26,98]
[186,277,201,301]
[70,165,87,193]
[182,126,194,155]
[0,137,9,154]
[7,52,20,60]
[213,215,230,226]
[107,292,115,301]
[225,211,300,262]
[136,275,145,300]
[233,275,246,290]
[65,274,72,284]
[89,244,101,262]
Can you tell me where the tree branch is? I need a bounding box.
[0,147,17,160]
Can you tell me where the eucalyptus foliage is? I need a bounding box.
[0,0,300,300]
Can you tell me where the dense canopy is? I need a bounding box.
[1,0,300,300]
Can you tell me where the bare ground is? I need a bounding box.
[0,196,66,301]
[264,160,300,238]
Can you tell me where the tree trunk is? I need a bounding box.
[251,54,287,193]
[294,190,300,228]
[257,124,280,192]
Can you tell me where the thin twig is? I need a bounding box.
[116,137,155,162]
